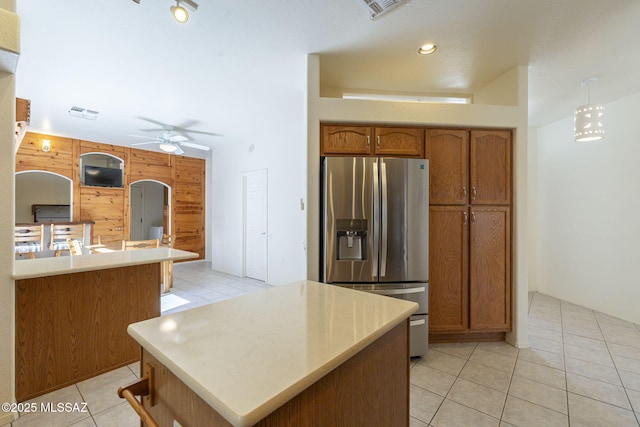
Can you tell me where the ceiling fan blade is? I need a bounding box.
[180,141,211,151]
[177,128,221,136]
[176,119,201,129]
[136,116,171,128]
[132,141,160,146]
[174,145,185,155]
[129,134,162,141]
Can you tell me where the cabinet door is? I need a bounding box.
[426,129,469,205]
[429,206,469,332]
[469,206,511,331]
[321,125,372,156]
[374,127,424,157]
[470,130,511,205]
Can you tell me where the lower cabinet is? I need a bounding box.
[429,206,511,340]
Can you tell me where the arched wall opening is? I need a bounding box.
[129,179,171,241]
[15,171,73,223]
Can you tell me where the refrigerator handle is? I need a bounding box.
[380,160,388,277]
[372,161,379,278]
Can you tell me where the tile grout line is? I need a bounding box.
[560,299,572,426]
[594,311,640,426]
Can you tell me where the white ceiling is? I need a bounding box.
[15,0,640,157]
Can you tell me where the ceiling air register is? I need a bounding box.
[357,0,410,20]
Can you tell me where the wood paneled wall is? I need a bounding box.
[15,132,205,259]
[173,156,206,258]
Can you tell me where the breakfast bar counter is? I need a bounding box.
[122,280,418,427]
[13,248,198,401]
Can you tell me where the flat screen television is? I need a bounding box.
[84,165,123,188]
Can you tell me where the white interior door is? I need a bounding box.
[244,170,267,282]
[130,185,144,240]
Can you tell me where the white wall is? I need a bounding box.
[534,91,640,323]
[210,58,307,286]
[15,172,71,222]
[1,0,18,421]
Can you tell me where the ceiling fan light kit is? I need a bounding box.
[130,119,213,155]
[159,142,179,153]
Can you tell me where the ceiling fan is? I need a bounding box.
[130,117,218,154]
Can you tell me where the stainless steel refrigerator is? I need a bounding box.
[321,156,429,357]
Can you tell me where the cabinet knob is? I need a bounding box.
[472,187,477,200]
[367,136,370,146]
[377,136,380,146]
[463,212,468,224]
[471,212,476,223]
[462,186,467,199]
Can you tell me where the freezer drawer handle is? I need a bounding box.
[365,286,426,296]
[410,319,426,327]
[117,363,158,427]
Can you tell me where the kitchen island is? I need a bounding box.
[122,280,417,427]
[12,247,198,401]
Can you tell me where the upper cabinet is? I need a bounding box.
[426,129,469,205]
[470,130,512,205]
[321,124,424,157]
[321,125,372,156]
[374,127,424,157]
[426,129,512,206]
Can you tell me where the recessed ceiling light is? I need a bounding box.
[418,43,438,55]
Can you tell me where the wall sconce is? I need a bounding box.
[42,139,51,152]
[574,78,605,142]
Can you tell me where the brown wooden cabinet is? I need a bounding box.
[429,206,468,332]
[321,125,372,156]
[470,130,511,205]
[373,127,424,157]
[426,129,469,205]
[429,205,511,337]
[321,124,424,157]
[427,129,512,341]
[469,206,511,331]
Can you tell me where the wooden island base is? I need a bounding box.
[15,263,160,401]
[138,321,409,427]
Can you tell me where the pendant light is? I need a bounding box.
[574,77,605,142]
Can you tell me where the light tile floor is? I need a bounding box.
[410,292,640,426]
[5,264,640,426]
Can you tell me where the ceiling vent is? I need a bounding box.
[357,0,410,20]
[68,106,99,120]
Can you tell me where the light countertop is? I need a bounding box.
[127,280,418,427]
[12,248,198,280]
